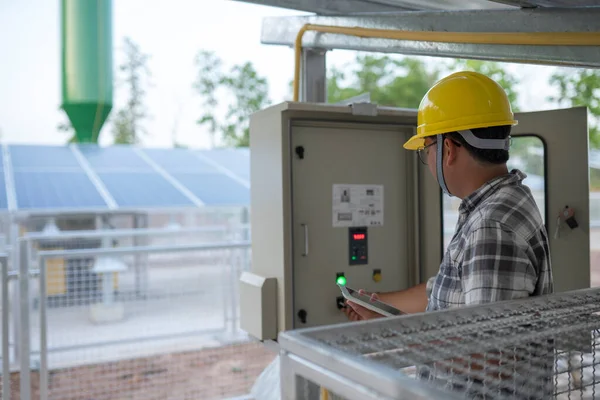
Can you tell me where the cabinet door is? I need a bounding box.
[290,120,415,328]
[436,107,591,293]
[511,107,590,292]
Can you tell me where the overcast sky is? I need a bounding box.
[0,0,561,149]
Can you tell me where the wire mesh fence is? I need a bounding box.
[1,226,275,400]
[279,287,600,400]
[3,202,595,399]
[0,254,13,400]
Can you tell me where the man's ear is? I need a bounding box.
[444,138,459,166]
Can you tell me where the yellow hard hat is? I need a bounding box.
[403,71,518,150]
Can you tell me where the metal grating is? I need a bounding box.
[279,287,600,399]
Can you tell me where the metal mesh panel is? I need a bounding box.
[33,243,269,400]
[0,254,14,400]
[280,288,600,400]
[0,221,266,400]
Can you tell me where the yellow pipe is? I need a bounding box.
[320,386,329,400]
[293,23,600,101]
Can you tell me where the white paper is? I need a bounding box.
[332,184,384,227]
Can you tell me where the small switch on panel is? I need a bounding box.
[372,269,382,283]
[298,309,307,324]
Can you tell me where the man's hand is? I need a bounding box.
[342,289,385,321]
[341,282,428,320]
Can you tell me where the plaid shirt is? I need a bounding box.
[426,169,553,312]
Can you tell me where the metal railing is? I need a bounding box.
[1,253,9,400]
[22,224,250,242]
[1,225,258,400]
[280,287,600,399]
[2,197,599,399]
[34,241,250,400]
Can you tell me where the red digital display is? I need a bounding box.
[353,233,365,240]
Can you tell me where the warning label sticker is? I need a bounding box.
[332,184,384,228]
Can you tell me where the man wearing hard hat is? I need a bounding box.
[344,71,553,320]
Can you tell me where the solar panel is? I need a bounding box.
[199,149,250,182]
[172,172,249,206]
[97,172,196,208]
[9,145,81,170]
[13,171,108,210]
[142,148,217,173]
[77,145,152,171]
[3,144,252,212]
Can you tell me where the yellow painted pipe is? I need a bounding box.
[293,23,600,101]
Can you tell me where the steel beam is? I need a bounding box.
[300,49,327,102]
[233,0,515,14]
[492,0,600,6]
[261,8,600,68]
[488,0,538,6]
[232,0,409,15]
[365,0,515,9]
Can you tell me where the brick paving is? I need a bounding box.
[1,342,276,400]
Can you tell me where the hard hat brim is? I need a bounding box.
[403,119,518,151]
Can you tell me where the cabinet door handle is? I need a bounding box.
[301,224,309,256]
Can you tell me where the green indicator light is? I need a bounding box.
[336,275,347,286]
[351,256,357,260]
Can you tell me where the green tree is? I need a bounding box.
[326,55,521,112]
[111,37,151,145]
[328,54,541,176]
[327,54,441,108]
[193,50,270,147]
[193,50,222,148]
[547,68,600,149]
[57,119,77,143]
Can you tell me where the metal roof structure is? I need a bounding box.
[235,0,600,103]
[0,144,250,215]
[236,0,600,14]
[259,8,600,67]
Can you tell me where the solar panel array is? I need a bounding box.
[0,144,250,213]
[3,143,593,214]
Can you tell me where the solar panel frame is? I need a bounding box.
[77,144,154,172]
[96,171,198,208]
[3,144,252,213]
[13,170,109,210]
[142,148,219,174]
[9,145,82,171]
[199,149,250,183]
[171,172,250,206]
